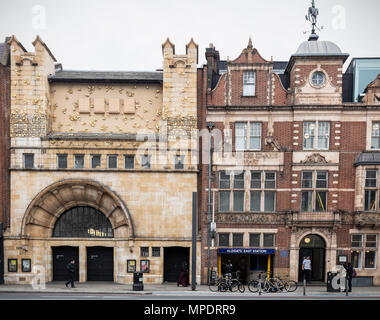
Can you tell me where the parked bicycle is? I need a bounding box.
[209,271,245,293]
[247,273,298,293]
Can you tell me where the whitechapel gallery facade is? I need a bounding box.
[3,35,201,284]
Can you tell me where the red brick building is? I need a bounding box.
[198,36,380,285]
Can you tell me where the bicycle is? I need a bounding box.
[248,273,290,293]
[209,272,245,293]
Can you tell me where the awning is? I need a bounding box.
[217,248,275,254]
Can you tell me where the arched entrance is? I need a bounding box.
[298,234,326,282]
[52,206,114,281]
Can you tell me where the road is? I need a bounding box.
[0,292,380,300]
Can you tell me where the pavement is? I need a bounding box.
[0,282,380,298]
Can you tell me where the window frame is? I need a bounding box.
[364,169,378,211]
[91,154,101,169]
[243,71,256,97]
[235,121,262,151]
[301,170,328,212]
[350,234,378,270]
[250,171,276,212]
[124,154,135,169]
[24,153,34,169]
[371,122,380,150]
[74,154,85,169]
[303,121,330,151]
[57,154,68,169]
[107,154,118,169]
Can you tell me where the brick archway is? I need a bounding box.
[21,179,134,239]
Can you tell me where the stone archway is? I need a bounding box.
[21,179,134,239]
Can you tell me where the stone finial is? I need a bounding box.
[247,36,253,49]
[162,37,175,56]
[32,35,57,62]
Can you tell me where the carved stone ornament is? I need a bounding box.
[300,153,330,164]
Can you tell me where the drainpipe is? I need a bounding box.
[207,122,215,285]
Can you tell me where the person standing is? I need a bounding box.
[344,262,354,292]
[65,259,76,288]
[302,256,312,283]
[177,261,189,287]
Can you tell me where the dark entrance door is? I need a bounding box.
[87,247,114,281]
[164,247,189,283]
[298,234,326,282]
[52,246,79,281]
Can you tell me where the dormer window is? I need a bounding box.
[243,71,256,96]
[311,71,326,87]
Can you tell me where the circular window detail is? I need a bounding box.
[311,71,326,87]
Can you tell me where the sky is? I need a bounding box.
[0,0,379,72]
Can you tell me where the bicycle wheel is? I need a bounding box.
[209,279,221,292]
[230,279,239,292]
[277,279,290,292]
[287,280,298,292]
[248,280,259,293]
[238,283,245,293]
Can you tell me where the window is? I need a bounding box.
[371,122,380,149]
[91,155,101,169]
[350,234,378,269]
[249,234,260,247]
[311,71,326,86]
[351,235,363,248]
[233,171,244,212]
[219,171,231,212]
[174,155,185,170]
[140,247,149,257]
[250,123,262,150]
[152,247,161,257]
[301,171,328,212]
[124,155,134,169]
[365,251,376,269]
[250,171,276,212]
[235,122,262,151]
[243,71,256,96]
[108,155,118,169]
[57,154,67,169]
[218,233,230,247]
[232,233,243,247]
[303,121,330,150]
[351,251,362,269]
[141,155,151,169]
[74,154,84,169]
[24,154,34,169]
[365,170,377,211]
[263,234,275,247]
[235,123,247,151]
[52,206,113,238]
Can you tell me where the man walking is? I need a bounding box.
[302,256,312,284]
[344,262,354,292]
[65,259,76,288]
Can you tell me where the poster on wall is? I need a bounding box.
[8,259,17,272]
[140,260,150,273]
[22,259,31,272]
[127,260,136,273]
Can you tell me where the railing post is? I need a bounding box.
[346,278,349,296]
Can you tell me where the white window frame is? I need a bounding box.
[57,154,68,169]
[303,121,330,151]
[301,170,328,212]
[243,71,256,96]
[364,169,378,211]
[351,234,378,270]
[74,154,85,169]
[235,122,262,151]
[250,171,276,212]
[371,122,380,150]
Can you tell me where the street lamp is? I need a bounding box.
[206,122,215,285]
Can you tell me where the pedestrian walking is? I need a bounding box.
[302,256,312,283]
[177,261,189,287]
[344,262,354,292]
[65,259,76,288]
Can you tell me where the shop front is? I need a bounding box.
[217,248,275,284]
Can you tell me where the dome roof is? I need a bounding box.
[295,40,344,56]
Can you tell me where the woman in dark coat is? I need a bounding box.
[177,261,189,287]
[344,262,354,292]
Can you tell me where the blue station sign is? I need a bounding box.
[217,248,275,254]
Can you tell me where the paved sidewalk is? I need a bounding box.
[0,282,380,297]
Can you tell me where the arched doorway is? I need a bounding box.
[52,206,114,281]
[298,234,326,282]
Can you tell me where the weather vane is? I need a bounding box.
[305,0,323,40]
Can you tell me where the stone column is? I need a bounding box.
[79,245,86,282]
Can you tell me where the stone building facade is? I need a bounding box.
[3,35,200,284]
[198,37,380,285]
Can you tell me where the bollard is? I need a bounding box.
[345,278,349,296]
[303,278,306,296]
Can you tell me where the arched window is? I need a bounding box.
[53,206,114,238]
[300,234,325,248]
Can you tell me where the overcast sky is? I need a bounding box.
[0,0,379,71]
